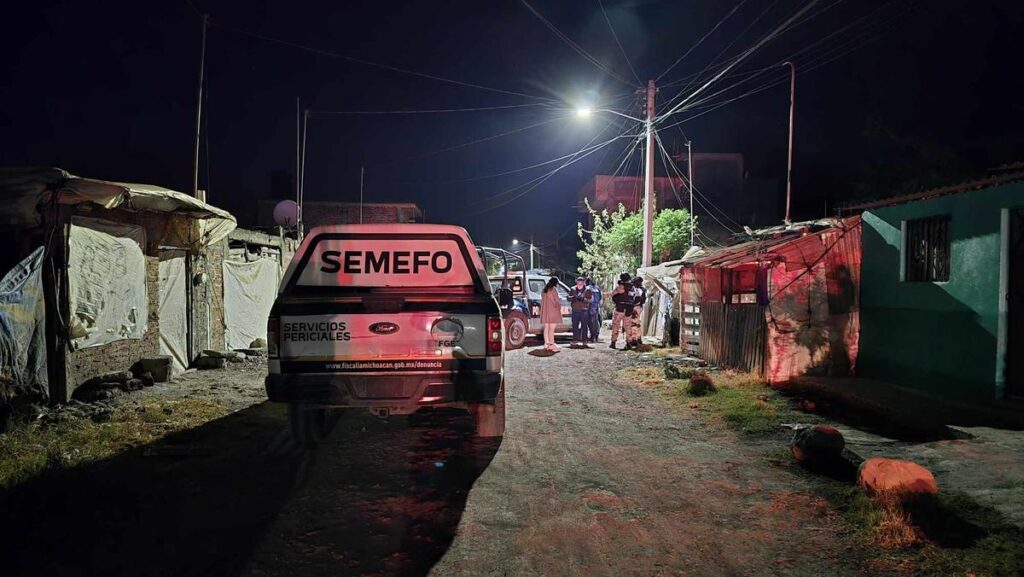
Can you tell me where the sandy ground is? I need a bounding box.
[1,344,870,577]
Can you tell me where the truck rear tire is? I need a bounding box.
[504,311,528,350]
[288,402,334,444]
[470,381,506,438]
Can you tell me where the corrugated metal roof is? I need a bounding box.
[687,216,861,269]
[838,171,1024,213]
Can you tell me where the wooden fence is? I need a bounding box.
[681,301,701,355]
[697,302,766,374]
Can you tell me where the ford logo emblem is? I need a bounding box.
[369,322,400,335]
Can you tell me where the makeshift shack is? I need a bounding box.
[636,246,706,345]
[681,217,862,383]
[0,167,236,402]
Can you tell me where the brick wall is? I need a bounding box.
[208,240,226,351]
[65,253,161,396]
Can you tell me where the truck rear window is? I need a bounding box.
[284,233,483,294]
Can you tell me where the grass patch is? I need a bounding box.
[820,483,1024,576]
[653,368,822,435]
[0,398,228,489]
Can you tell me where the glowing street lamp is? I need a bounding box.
[574,94,654,266]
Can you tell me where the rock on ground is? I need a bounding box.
[858,457,939,497]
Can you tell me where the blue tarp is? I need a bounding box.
[0,247,48,401]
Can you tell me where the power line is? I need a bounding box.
[519,0,636,87]
[309,102,549,115]
[465,134,624,215]
[657,0,820,122]
[213,20,555,102]
[467,119,641,209]
[373,115,567,166]
[597,0,642,85]
[656,0,750,82]
[653,131,742,233]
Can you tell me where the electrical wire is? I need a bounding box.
[653,131,742,235]
[597,0,642,85]
[658,0,821,122]
[655,0,916,131]
[372,115,568,166]
[465,133,626,215]
[214,20,555,102]
[656,0,750,82]
[519,0,636,87]
[465,119,632,206]
[468,118,643,208]
[309,103,549,115]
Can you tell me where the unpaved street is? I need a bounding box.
[245,344,864,577]
[3,344,867,577]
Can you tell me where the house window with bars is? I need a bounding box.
[904,215,951,282]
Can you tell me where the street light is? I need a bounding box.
[574,87,656,267]
[511,238,536,269]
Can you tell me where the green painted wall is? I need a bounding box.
[859,182,1023,401]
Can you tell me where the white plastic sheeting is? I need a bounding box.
[223,258,280,350]
[159,253,188,372]
[68,218,147,349]
[0,247,48,400]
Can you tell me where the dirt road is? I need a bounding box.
[2,344,867,576]
[245,344,864,577]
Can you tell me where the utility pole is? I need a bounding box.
[191,13,209,199]
[529,235,535,270]
[295,98,302,240]
[359,166,365,224]
[783,61,796,224]
[642,79,656,267]
[300,108,309,237]
[687,140,695,248]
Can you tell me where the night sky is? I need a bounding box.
[2,0,1022,256]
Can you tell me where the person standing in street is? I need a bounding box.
[539,277,562,353]
[627,276,647,349]
[609,272,634,349]
[586,276,602,343]
[567,276,593,349]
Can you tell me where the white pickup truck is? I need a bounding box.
[265,224,506,442]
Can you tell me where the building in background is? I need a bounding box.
[256,201,422,231]
[577,152,780,245]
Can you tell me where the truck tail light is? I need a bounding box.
[487,315,502,356]
[267,317,280,357]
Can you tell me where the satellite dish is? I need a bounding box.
[273,200,299,226]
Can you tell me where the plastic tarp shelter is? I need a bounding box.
[636,246,707,342]
[0,247,48,401]
[68,218,148,349]
[0,167,236,248]
[223,258,280,350]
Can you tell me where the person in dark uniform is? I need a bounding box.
[567,276,593,349]
[609,272,634,349]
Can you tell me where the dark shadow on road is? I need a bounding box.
[246,408,501,577]
[0,403,501,577]
[0,402,300,577]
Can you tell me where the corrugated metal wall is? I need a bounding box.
[698,302,766,373]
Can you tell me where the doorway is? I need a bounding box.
[159,251,189,373]
[1007,209,1024,399]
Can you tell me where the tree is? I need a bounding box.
[577,198,695,287]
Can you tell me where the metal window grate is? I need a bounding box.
[905,215,951,282]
